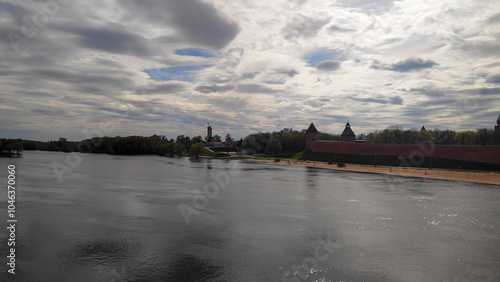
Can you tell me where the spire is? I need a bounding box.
[420,125,427,132]
[306,122,318,133]
[340,120,356,142]
[341,121,355,137]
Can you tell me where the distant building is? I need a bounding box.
[496,113,500,145]
[306,123,319,150]
[212,142,232,147]
[340,121,356,142]
[420,125,427,132]
[206,123,213,143]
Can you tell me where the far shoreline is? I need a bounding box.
[19,151,500,186]
[242,158,500,186]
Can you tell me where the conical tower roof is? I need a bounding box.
[341,121,355,136]
[306,123,318,133]
[420,125,427,131]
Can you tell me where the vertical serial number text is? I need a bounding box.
[7,164,17,275]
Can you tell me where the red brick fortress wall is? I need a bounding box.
[311,141,500,165]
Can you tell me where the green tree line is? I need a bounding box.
[0,139,23,155]
[365,125,498,145]
[18,134,213,157]
[241,128,338,156]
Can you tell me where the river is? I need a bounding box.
[0,151,499,281]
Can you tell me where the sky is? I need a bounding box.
[1,0,500,141]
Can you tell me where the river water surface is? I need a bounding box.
[1,151,499,281]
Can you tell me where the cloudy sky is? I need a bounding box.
[1,0,500,141]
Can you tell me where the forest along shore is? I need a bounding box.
[242,159,500,186]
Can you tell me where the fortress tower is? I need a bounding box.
[306,123,319,150]
[340,121,356,142]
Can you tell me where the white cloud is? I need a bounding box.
[1,0,500,141]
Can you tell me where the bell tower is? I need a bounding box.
[207,123,213,143]
[495,113,500,145]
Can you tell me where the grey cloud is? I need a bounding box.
[328,25,357,33]
[398,88,425,92]
[28,68,134,90]
[55,22,153,57]
[207,75,233,84]
[288,0,308,5]
[31,108,69,117]
[389,58,437,72]
[472,88,500,95]
[195,84,235,93]
[486,74,500,84]
[22,91,59,98]
[237,83,280,94]
[351,95,403,105]
[445,87,500,96]
[379,37,404,46]
[61,96,104,107]
[72,85,109,95]
[241,72,259,79]
[315,60,341,71]
[279,69,299,77]
[126,0,239,49]
[338,0,395,8]
[167,0,239,49]
[487,13,500,24]
[16,55,55,67]
[282,14,329,39]
[9,67,135,98]
[399,88,445,98]
[372,57,437,72]
[137,83,187,95]
[93,59,125,69]
[0,2,32,27]
[461,40,500,58]
[325,114,350,120]
[412,98,457,108]
[206,97,247,111]
[304,98,330,108]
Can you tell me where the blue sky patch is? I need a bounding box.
[144,65,213,82]
[305,51,337,66]
[175,48,217,58]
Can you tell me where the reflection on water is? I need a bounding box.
[0,151,499,282]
